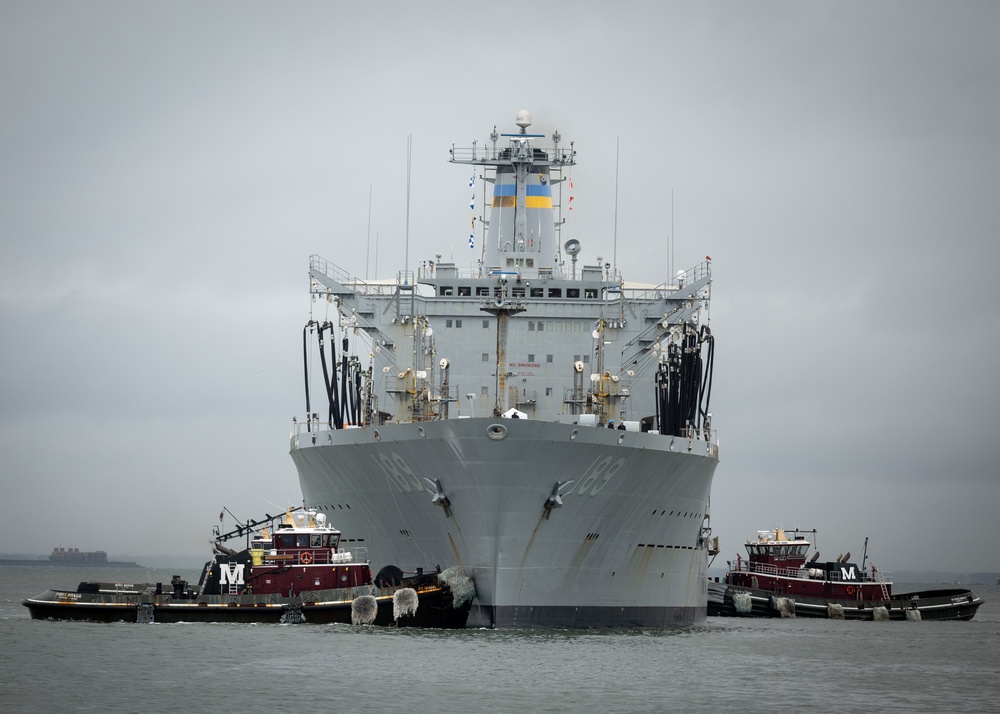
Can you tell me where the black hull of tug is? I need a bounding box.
[708,581,983,621]
[24,577,471,628]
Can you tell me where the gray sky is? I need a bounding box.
[2,1,998,573]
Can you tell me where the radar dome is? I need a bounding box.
[515,109,532,128]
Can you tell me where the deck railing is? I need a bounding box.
[263,548,367,566]
[734,561,893,583]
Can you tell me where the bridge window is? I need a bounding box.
[567,288,580,298]
[548,288,562,298]
[585,288,598,299]
[440,286,454,296]
[458,286,471,297]
[476,287,489,297]
[530,288,544,298]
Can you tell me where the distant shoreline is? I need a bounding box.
[0,558,142,568]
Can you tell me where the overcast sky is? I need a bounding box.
[2,1,997,573]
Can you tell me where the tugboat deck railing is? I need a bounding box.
[263,547,368,566]
[736,562,893,583]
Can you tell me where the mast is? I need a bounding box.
[449,109,576,279]
[481,283,525,415]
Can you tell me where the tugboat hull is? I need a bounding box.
[24,574,471,627]
[708,581,983,621]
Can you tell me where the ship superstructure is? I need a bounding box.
[290,111,720,627]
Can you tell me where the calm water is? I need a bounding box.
[1,565,997,713]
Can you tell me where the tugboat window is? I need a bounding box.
[458,286,471,296]
[567,288,580,298]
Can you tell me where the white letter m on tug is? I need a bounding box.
[840,566,857,581]
[219,563,245,587]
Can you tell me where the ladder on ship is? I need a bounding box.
[873,564,889,600]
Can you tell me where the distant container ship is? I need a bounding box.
[48,547,139,567]
[0,548,141,567]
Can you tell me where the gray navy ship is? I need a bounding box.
[291,111,719,628]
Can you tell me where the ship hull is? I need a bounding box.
[292,418,718,628]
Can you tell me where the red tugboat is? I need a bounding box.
[707,528,983,621]
[24,508,475,627]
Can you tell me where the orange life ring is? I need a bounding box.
[300,551,313,565]
[846,585,855,595]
